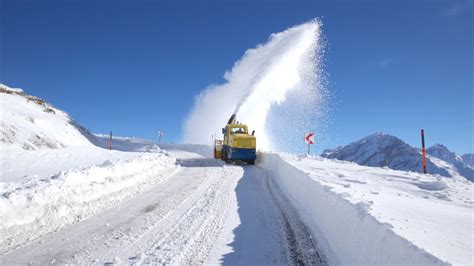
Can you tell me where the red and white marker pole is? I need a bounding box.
[421,129,427,174]
[305,132,315,155]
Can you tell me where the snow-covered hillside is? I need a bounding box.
[321,133,472,181]
[0,84,93,150]
[0,84,178,253]
[0,84,165,183]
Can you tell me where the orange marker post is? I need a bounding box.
[421,129,427,174]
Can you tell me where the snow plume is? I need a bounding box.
[183,20,328,151]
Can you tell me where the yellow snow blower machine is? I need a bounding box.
[214,114,257,165]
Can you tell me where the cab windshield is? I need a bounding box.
[231,127,247,134]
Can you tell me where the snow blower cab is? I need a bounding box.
[214,114,257,165]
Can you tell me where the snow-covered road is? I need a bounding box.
[0,150,324,265]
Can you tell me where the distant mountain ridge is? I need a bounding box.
[321,133,473,181]
[426,144,473,181]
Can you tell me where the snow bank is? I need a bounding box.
[0,146,154,183]
[259,153,449,265]
[0,152,177,254]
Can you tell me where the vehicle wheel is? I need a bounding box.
[223,151,230,164]
[248,160,255,165]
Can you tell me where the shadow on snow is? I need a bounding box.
[220,166,287,265]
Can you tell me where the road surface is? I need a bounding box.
[0,150,324,265]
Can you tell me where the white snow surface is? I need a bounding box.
[0,84,164,184]
[0,149,324,265]
[259,153,473,265]
[0,84,92,151]
[1,146,152,183]
[0,150,176,254]
[1,142,471,265]
[0,84,179,254]
[0,84,134,183]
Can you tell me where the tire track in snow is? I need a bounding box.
[89,155,242,265]
[0,152,230,265]
[263,168,326,265]
[133,165,240,265]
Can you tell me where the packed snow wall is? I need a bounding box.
[183,20,329,152]
[259,153,448,265]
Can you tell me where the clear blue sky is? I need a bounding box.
[1,0,472,154]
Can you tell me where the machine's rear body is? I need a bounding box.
[214,114,257,165]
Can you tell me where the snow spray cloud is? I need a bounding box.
[183,20,329,152]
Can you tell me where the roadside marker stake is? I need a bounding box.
[109,131,112,150]
[421,129,427,174]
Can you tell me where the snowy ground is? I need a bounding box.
[0,150,176,254]
[0,149,324,265]
[261,153,473,265]
[1,143,471,265]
